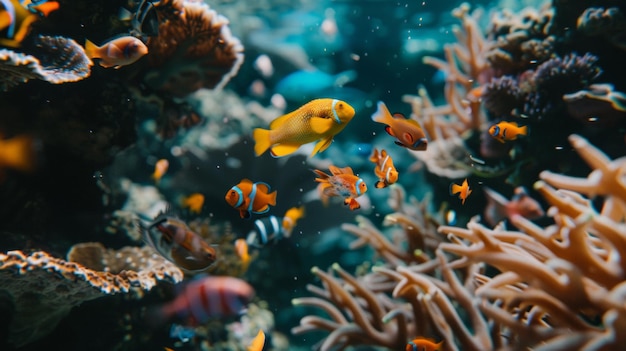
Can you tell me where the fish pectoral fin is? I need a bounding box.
[403,132,414,144]
[311,137,333,156]
[394,140,407,148]
[344,198,361,210]
[270,144,301,157]
[310,117,335,134]
[253,205,270,214]
[384,125,395,137]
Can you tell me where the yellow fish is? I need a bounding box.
[252,98,355,157]
[488,121,528,143]
[369,148,398,188]
[282,206,305,237]
[181,193,204,214]
[152,158,169,183]
[450,178,472,205]
[371,101,428,151]
[248,329,265,351]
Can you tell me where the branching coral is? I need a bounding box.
[291,134,626,351]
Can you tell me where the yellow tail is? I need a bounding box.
[252,128,271,156]
[267,190,277,206]
[84,39,100,59]
[0,135,36,172]
[449,183,462,195]
[519,125,528,136]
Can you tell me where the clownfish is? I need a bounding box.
[152,158,169,183]
[281,206,305,237]
[450,178,472,205]
[154,276,254,326]
[488,121,528,143]
[248,329,265,351]
[406,337,443,351]
[369,148,398,188]
[313,165,367,210]
[137,207,217,272]
[181,193,204,214]
[85,36,148,69]
[252,98,356,158]
[225,179,277,219]
[371,101,428,151]
[0,0,59,47]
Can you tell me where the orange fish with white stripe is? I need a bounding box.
[152,158,169,183]
[369,148,398,188]
[313,165,367,210]
[225,179,277,219]
[252,98,355,157]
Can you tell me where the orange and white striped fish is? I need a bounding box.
[369,148,398,188]
[152,158,169,183]
[281,206,305,237]
[313,165,367,210]
[225,179,277,219]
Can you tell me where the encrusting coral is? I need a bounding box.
[0,245,183,347]
[291,134,626,351]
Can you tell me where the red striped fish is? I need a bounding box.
[159,276,255,326]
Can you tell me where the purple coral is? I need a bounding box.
[532,52,601,95]
[483,75,523,117]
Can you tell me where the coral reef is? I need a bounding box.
[292,134,626,350]
[0,246,182,347]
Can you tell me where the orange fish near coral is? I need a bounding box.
[406,337,443,351]
[0,134,39,176]
[313,165,367,210]
[369,148,398,188]
[152,158,169,183]
[225,179,277,219]
[252,98,356,157]
[234,238,251,271]
[85,36,148,68]
[488,121,528,143]
[371,101,428,151]
[138,208,217,272]
[182,193,204,214]
[450,178,472,205]
[483,186,544,226]
[282,206,305,237]
[248,329,265,351]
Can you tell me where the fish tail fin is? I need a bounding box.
[375,180,386,188]
[520,124,528,136]
[369,148,379,163]
[0,135,38,172]
[268,190,277,206]
[252,128,271,156]
[449,183,461,196]
[84,39,100,59]
[312,168,330,181]
[371,101,392,123]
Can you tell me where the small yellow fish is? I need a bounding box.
[313,165,367,210]
[182,193,204,214]
[0,134,38,175]
[369,148,398,188]
[282,206,305,237]
[85,36,148,69]
[371,101,428,150]
[406,337,443,351]
[450,178,472,205]
[488,121,528,143]
[152,158,169,183]
[248,329,265,351]
[234,238,251,271]
[225,179,277,219]
[253,98,356,157]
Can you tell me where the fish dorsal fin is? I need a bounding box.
[310,116,334,134]
[269,112,293,129]
[255,181,271,193]
[328,165,353,175]
[240,178,254,186]
[392,112,406,119]
[270,144,301,157]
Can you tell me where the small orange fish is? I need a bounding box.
[406,337,443,351]
[225,179,277,219]
[152,158,169,183]
[234,238,251,271]
[313,165,367,210]
[369,148,398,188]
[182,193,204,214]
[85,36,148,68]
[0,0,59,47]
[0,134,38,174]
[450,178,472,205]
[371,101,428,151]
[282,206,305,237]
[488,121,528,143]
[252,98,356,157]
[138,208,217,272]
[248,329,265,351]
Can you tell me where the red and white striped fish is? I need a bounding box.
[158,276,255,326]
